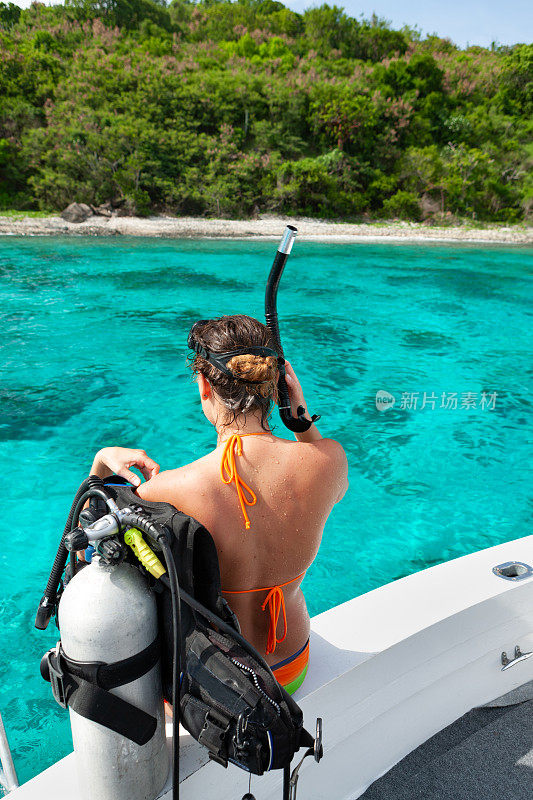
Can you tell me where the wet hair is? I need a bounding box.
[188,315,278,429]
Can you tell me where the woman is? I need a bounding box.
[88,315,348,694]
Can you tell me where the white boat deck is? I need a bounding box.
[6,534,533,800]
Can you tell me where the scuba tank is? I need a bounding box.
[56,556,168,800]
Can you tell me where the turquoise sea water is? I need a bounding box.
[0,236,531,787]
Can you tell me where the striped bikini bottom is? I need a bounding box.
[271,638,310,695]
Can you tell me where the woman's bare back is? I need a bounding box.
[137,433,347,664]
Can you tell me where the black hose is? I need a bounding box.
[160,538,181,800]
[283,764,290,800]
[43,479,92,595]
[35,475,106,630]
[70,486,112,529]
[265,226,320,433]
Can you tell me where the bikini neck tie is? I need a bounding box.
[220,432,269,530]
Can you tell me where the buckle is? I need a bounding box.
[199,710,230,758]
[47,643,67,708]
[208,751,228,768]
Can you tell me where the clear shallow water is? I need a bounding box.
[0,236,531,787]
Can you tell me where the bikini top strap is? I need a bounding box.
[261,586,287,654]
[219,431,270,530]
[222,571,306,595]
[223,572,306,655]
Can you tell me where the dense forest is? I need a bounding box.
[0,0,531,221]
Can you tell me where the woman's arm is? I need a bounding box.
[285,362,348,501]
[284,361,322,443]
[89,447,160,486]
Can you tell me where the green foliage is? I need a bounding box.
[0,3,21,28]
[497,44,533,114]
[65,0,172,30]
[382,190,421,220]
[0,1,530,221]
[372,54,444,104]
[310,84,378,155]
[303,6,407,60]
[271,149,365,216]
[303,5,356,56]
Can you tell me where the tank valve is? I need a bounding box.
[65,528,89,552]
[96,537,127,566]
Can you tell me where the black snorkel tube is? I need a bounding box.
[265,226,320,433]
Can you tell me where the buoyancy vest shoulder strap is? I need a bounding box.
[105,477,226,613]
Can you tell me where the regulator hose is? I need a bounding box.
[265,226,320,433]
[160,538,182,800]
[34,474,106,630]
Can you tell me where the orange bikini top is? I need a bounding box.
[219,431,305,654]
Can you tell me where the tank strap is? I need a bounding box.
[61,634,161,690]
[43,636,161,746]
[66,672,157,745]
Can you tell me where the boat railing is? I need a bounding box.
[0,712,18,794]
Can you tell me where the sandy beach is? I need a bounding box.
[0,213,531,244]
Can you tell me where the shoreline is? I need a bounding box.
[0,214,531,244]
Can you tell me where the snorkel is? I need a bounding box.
[265,226,320,433]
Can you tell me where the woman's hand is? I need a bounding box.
[283,361,322,442]
[90,447,160,487]
[284,361,307,415]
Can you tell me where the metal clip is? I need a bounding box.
[48,644,67,708]
[501,645,533,671]
[314,718,323,763]
[234,708,252,752]
[288,718,323,800]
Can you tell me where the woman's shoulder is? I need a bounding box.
[287,436,347,465]
[285,437,348,503]
[135,453,213,506]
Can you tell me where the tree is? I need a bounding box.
[0,0,528,220]
[497,44,533,114]
[310,84,377,153]
[65,0,171,30]
[0,2,21,28]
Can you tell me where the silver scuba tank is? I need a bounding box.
[58,555,169,800]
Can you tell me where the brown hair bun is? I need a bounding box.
[227,354,278,397]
